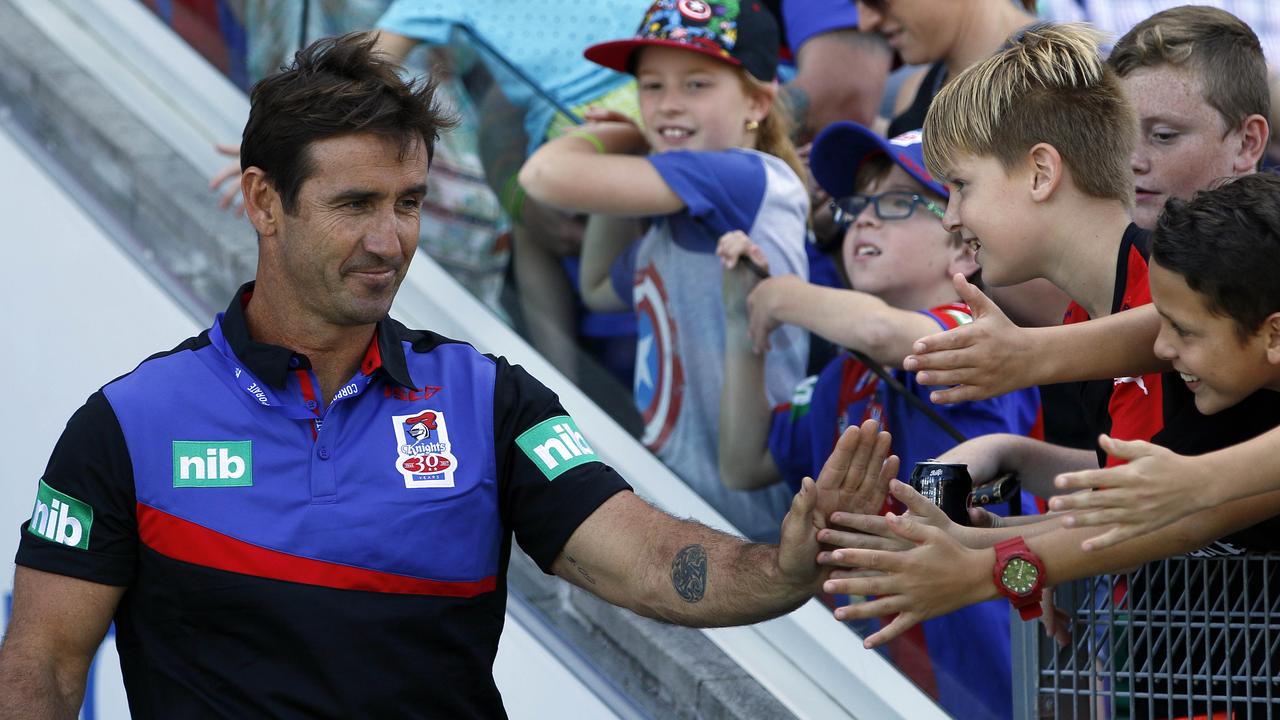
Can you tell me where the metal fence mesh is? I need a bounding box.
[1014,553,1280,719]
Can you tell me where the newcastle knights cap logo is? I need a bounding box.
[391,409,459,488]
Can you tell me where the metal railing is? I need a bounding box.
[1014,553,1280,719]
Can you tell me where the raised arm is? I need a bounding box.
[519,122,683,217]
[717,231,785,490]
[903,275,1168,404]
[579,214,643,312]
[552,421,895,626]
[0,568,124,719]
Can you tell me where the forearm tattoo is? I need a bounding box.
[564,554,596,585]
[671,544,708,603]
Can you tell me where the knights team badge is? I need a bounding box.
[391,409,459,488]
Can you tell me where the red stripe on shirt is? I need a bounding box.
[137,503,496,597]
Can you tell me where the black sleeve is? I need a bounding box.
[15,390,137,585]
[491,357,632,573]
[1157,383,1280,552]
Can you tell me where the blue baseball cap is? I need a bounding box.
[809,122,948,200]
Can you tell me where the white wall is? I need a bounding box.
[0,124,199,719]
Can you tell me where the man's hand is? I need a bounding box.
[819,513,997,648]
[209,142,244,216]
[776,421,895,589]
[1049,436,1212,552]
[745,275,803,354]
[902,273,1037,404]
[814,419,898,526]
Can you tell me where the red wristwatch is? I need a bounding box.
[992,536,1046,621]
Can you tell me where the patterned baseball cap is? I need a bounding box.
[810,122,949,200]
[584,0,780,82]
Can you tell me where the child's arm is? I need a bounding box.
[934,432,1099,500]
[820,479,1280,649]
[745,276,948,367]
[716,231,785,490]
[902,274,1168,404]
[578,214,642,313]
[1048,426,1280,551]
[519,122,684,216]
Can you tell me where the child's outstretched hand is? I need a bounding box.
[717,230,769,326]
[902,273,1037,403]
[1049,436,1211,552]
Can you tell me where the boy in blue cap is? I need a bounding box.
[717,122,1039,720]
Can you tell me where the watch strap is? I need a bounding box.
[993,536,1045,620]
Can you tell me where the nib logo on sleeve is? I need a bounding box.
[28,479,93,549]
[516,416,599,480]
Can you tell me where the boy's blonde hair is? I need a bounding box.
[922,23,1135,205]
[1109,6,1268,135]
[739,71,807,185]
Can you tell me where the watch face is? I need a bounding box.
[1001,557,1039,595]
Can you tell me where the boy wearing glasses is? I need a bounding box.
[716,123,1039,720]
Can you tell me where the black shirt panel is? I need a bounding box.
[491,356,633,572]
[116,546,507,720]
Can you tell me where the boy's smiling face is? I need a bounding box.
[1150,260,1280,415]
[938,153,1038,287]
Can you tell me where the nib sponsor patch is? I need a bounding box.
[516,416,598,480]
[28,479,93,549]
[173,441,253,487]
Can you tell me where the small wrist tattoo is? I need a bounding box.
[671,544,708,603]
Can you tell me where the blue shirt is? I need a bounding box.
[782,0,860,53]
[16,283,630,718]
[377,0,644,150]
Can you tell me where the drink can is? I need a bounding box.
[908,461,973,526]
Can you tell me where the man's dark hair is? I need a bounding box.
[1152,172,1280,340]
[240,31,455,214]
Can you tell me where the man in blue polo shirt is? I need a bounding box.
[0,32,889,719]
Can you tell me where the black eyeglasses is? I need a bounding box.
[830,191,946,228]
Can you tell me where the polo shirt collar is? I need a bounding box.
[219,281,416,390]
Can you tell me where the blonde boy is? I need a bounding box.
[919,23,1157,498]
[902,6,1271,409]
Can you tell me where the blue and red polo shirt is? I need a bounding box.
[16,282,631,719]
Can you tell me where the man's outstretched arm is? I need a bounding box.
[0,567,123,720]
[552,422,895,627]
